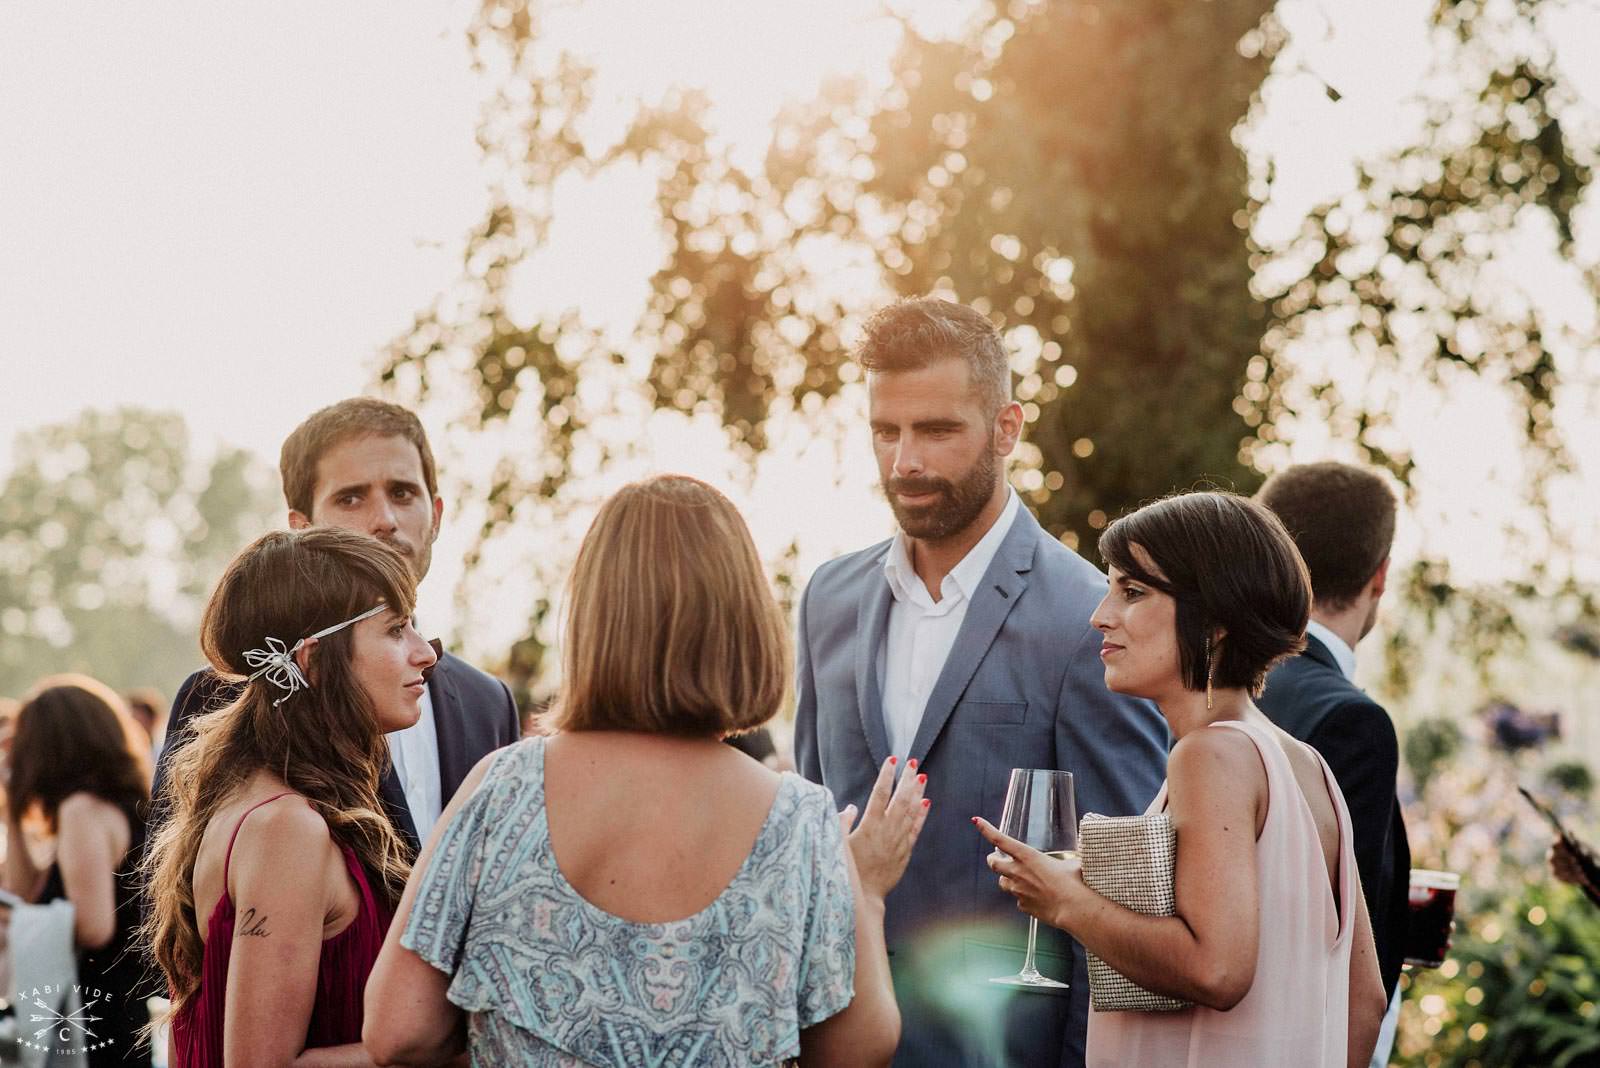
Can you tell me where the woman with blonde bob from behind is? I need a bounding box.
[365,475,925,1067]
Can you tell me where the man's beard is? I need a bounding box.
[378,531,432,584]
[884,446,999,542]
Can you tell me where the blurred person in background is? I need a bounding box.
[365,475,922,1067]
[0,698,17,823]
[1549,834,1600,907]
[4,676,153,1066]
[726,724,793,770]
[141,528,436,1067]
[125,687,168,763]
[0,698,13,899]
[155,398,520,856]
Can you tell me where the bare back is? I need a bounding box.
[1258,719,1344,910]
[542,731,783,923]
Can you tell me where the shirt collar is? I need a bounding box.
[883,489,1022,605]
[1305,618,1356,680]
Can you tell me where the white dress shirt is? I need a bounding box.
[878,490,1022,762]
[388,680,444,844]
[1305,618,1356,680]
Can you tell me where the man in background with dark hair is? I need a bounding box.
[124,687,166,757]
[1256,461,1410,1067]
[154,398,521,854]
[795,296,1168,1067]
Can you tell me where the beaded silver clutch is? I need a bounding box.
[1078,812,1192,1012]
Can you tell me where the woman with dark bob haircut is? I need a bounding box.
[366,475,927,1067]
[976,491,1387,1067]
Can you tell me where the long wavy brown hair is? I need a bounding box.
[11,675,151,832]
[140,527,417,1014]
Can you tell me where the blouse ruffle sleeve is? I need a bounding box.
[399,749,503,976]
[794,785,857,1029]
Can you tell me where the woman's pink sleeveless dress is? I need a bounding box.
[170,793,391,1068]
[1086,719,1358,1068]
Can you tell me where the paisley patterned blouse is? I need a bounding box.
[401,736,858,1067]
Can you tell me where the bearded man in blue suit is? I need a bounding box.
[794,298,1168,1067]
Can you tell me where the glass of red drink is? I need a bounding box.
[1403,868,1460,968]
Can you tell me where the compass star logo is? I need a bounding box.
[28,993,101,1046]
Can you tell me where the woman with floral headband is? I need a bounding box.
[141,527,437,1068]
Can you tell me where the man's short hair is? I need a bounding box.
[1257,462,1397,610]
[279,398,439,517]
[856,297,1010,415]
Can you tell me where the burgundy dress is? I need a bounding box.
[170,793,391,1067]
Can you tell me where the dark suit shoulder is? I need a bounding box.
[432,650,521,746]
[433,651,509,701]
[165,669,242,749]
[1307,696,1396,745]
[154,668,243,811]
[174,667,240,710]
[1257,652,1380,738]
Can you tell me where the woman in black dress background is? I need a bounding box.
[5,676,153,1066]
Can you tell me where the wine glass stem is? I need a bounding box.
[1020,917,1043,981]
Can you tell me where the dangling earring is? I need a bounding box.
[1205,635,1216,711]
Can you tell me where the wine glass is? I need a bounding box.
[989,768,1077,989]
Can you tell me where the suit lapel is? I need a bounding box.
[430,654,470,803]
[378,759,419,854]
[854,556,894,769]
[907,509,1037,765]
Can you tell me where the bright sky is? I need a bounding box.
[3,0,1598,651]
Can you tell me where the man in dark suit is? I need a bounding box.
[153,398,520,853]
[1256,462,1410,1066]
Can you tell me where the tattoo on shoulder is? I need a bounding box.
[237,907,271,939]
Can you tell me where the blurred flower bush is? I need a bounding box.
[1482,701,1563,754]
[1554,625,1600,662]
[1396,881,1600,1067]
[1392,713,1600,1066]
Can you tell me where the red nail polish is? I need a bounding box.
[908,758,918,768]
[922,798,931,808]
[917,773,927,785]
[888,756,897,765]
[971,816,980,824]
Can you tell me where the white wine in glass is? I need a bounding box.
[990,768,1077,989]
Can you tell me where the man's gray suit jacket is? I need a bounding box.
[794,504,1169,1068]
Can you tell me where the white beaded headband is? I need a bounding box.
[242,603,388,706]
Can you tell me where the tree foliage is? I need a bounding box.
[1253,1,1595,508]
[1247,0,1599,687]
[380,0,1278,680]
[380,0,1597,692]
[0,408,278,698]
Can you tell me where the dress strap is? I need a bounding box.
[224,792,299,884]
